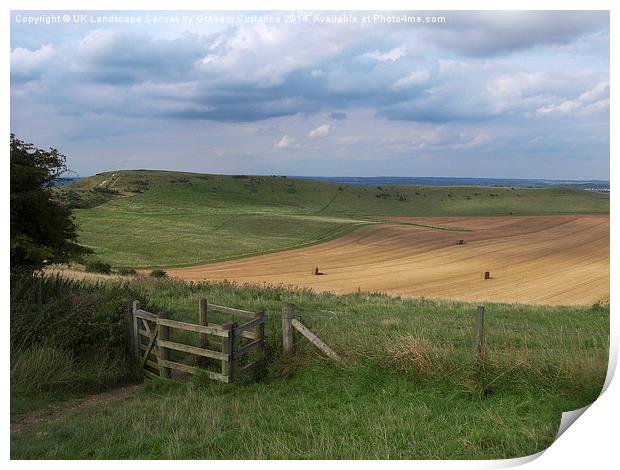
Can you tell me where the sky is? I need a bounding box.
[10,10,610,179]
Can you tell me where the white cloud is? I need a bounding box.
[392,69,431,89]
[467,133,491,147]
[578,81,609,102]
[308,124,333,139]
[11,44,56,77]
[197,23,364,87]
[485,72,552,113]
[362,46,406,62]
[536,82,609,116]
[274,134,291,149]
[450,133,491,149]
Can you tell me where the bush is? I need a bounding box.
[150,269,167,278]
[10,135,90,274]
[10,275,141,394]
[85,260,112,274]
[117,267,137,276]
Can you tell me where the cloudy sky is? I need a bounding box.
[10,11,609,179]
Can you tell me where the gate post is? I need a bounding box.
[282,303,295,354]
[256,310,266,343]
[199,298,209,349]
[158,311,171,378]
[475,305,486,362]
[126,299,135,357]
[222,321,237,383]
[132,300,140,358]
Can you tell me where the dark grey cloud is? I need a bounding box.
[422,11,609,57]
[162,98,320,123]
[328,112,348,120]
[76,29,208,84]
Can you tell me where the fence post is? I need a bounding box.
[132,300,140,358]
[199,298,209,349]
[222,322,237,383]
[158,311,171,378]
[282,303,295,354]
[126,299,135,357]
[256,310,266,343]
[475,305,485,361]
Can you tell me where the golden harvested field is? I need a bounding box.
[168,215,609,306]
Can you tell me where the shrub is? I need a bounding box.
[11,275,130,353]
[10,275,141,394]
[10,135,91,274]
[85,260,112,274]
[150,269,167,278]
[117,267,137,276]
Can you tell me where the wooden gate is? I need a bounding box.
[127,299,266,383]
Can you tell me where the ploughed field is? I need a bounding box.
[168,215,609,306]
[61,170,609,305]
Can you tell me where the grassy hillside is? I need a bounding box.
[11,277,608,459]
[63,170,609,267]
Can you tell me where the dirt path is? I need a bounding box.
[11,384,143,434]
[167,215,609,306]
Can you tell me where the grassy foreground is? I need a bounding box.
[11,276,609,459]
[58,170,609,267]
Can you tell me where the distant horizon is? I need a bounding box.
[56,170,610,185]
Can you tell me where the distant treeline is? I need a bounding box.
[293,175,610,189]
[56,174,609,190]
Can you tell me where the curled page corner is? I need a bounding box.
[550,349,616,447]
[554,405,590,441]
[491,450,544,468]
[488,405,592,469]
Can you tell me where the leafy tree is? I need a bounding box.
[10,134,90,273]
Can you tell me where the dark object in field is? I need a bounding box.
[484,271,491,280]
[456,239,465,245]
[150,269,167,278]
[117,267,137,276]
[85,260,112,274]
[312,267,324,276]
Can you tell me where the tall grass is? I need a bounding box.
[10,275,141,409]
[125,277,609,399]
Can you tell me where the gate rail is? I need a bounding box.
[127,298,266,383]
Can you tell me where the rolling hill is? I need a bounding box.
[57,170,609,267]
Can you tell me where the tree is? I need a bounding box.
[10,134,90,273]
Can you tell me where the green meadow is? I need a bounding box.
[10,277,609,459]
[59,170,609,268]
